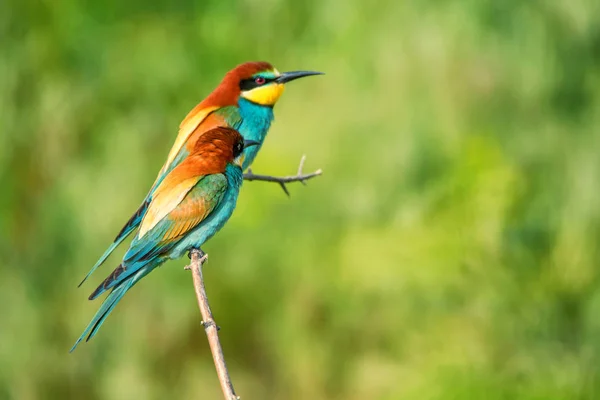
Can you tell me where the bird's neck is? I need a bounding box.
[235,98,275,169]
[225,163,244,188]
[236,98,274,140]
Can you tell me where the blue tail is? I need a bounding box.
[78,200,150,287]
[87,257,160,301]
[70,265,152,352]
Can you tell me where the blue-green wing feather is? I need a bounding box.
[88,174,228,300]
[77,148,192,286]
[77,198,150,287]
[71,173,228,351]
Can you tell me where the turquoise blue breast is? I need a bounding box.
[235,98,274,169]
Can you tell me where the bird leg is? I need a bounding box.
[243,154,322,197]
[185,248,207,268]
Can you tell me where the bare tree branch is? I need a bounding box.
[182,157,321,397]
[186,249,239,400]
[243,155,323,196]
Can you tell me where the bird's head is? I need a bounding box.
[236,62,324,106]
[192,127,260,171]
[203,62,323,108]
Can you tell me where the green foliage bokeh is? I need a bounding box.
[2,0,600,399]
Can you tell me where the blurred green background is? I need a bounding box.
[2,0,600,399]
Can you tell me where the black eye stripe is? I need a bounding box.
[239,76,276,91]
[232,141,244,157]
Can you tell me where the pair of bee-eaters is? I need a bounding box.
[71,62,322,351]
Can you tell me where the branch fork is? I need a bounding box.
[243,154,322,196]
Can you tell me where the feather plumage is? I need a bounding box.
[78,64,274,284]
[72,128,245,350]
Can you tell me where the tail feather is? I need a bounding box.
[88,256,164,301]
[88,263,127,300]
[78,200,150,287]
[77,240,124,287]
[70,266,152,352]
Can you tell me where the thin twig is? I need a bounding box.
[186,249,239,400]
[243,155,323,196]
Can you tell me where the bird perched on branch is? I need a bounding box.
[71,128,259,351]
[79,61,322,287]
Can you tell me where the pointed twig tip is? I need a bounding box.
[298,155,307,175]
[279,182,290,197]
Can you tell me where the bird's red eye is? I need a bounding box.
[255,76,266,85]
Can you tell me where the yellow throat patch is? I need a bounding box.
[241,83,285,106]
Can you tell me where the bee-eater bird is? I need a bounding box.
[71,127,259,351]
[78,61,322,287]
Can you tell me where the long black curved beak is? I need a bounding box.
[276,70,324,84]
[244,140,261,149]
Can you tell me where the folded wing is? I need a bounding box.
[89,162,228,300]
[79,105,228,285]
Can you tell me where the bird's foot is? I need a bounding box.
[188,247,206,259]
[184,248,208,270]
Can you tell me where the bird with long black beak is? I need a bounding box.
[78,62,323,287]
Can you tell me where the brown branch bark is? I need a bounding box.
[186,249,239,400]
[243,155,323,196]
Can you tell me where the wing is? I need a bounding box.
[77,198,149,287]
[139,173,228,250]
[79,105,238,285]
[88,172,228,300]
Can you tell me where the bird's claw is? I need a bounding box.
[185,248,208,269]
[188,248,206,259]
